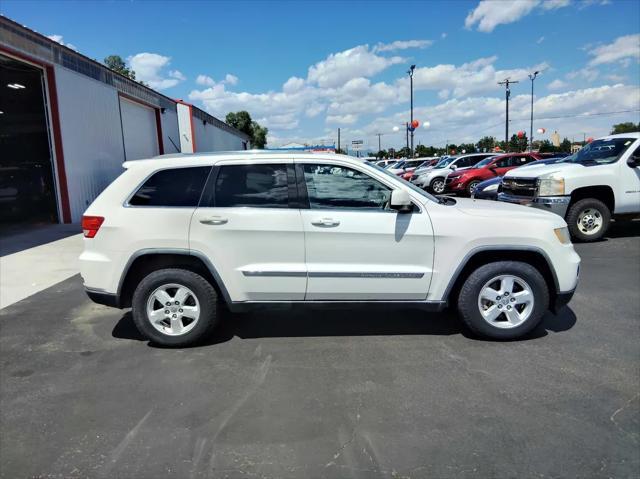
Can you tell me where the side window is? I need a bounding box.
[214,164,289,208]
[128,166,210,207]
[518,155,535,165]
[302,164,392,211]
[495,157,511,168]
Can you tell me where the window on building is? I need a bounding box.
[302,164,392,210]
[214,164,289,208]
[128,166,211,207]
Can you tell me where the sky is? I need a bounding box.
[2,0,639,151]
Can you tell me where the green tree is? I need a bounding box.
[508,133,528,152]
[104,55,136,80]
[396,146,410,158]
[476,136,496,152]
[560,138,572,153]
[537,139,556,153]
[225,111,269,149]
[458,143,477,154]
[611,122,640,134]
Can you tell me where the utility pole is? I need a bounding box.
[376,133,382,154]
[337,128,341,152]
[498,78,518,150]
[528,71,539,152]
[405,122,409,157]
[408,64,416,158]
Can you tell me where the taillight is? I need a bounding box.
[82,216,104,238]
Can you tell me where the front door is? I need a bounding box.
[297,161,434,300]
[190,161,306,302]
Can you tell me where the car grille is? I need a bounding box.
[502,177,537,197]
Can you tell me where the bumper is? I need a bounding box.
[85,288,120,308]
[497,193,570,218]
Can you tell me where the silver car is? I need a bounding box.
[414,154,495,193]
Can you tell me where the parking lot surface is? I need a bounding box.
[1,223,639,478]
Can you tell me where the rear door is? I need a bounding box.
[190,160,306,302]
[296,160,434,300]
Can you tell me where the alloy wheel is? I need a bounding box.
[146,283,201,336]
[477,275,534,329]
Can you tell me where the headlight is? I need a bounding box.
[554,227,571,244]
[537,177,565,196]
[484,183,499,192]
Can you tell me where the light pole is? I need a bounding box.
[376,133,382,156]
[408,64,415,157]
[528,71,539,152]
[498,78,518,150]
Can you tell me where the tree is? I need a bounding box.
[476,136,496,152]
[104,55,136,80]
[458,143,477,154]
[508,133,528,152]
[225,111,269,149]
[611,122,640,134]
[560,138,572,153]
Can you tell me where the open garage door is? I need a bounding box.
[0,54,58,227]
[119,96,160,161]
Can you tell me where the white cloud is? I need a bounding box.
[307,45,404,88]
[224,74,238,86]
[465,0,570,32]
[548,79,568,90]
[326,114,358,125]
[127,53,185,90]
[283,76,305,93]
[537,36,545,44]
[196,75,216,86]
[566,67,599,82]
[47,34,77,51]
[374,39,433,52]
[587,34,640,66]
[441,33,448,39]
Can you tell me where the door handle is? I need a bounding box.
[200,216,228,225]
[311,218,340,227]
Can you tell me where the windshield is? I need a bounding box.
[564,138,636,165]
[473,156,496,168]
[369,163,440,203]
[434,157,456,169]
[390,160,405,169]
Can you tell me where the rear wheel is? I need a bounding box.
[467,180,481,196]
[566,198,610,242]
[132,268,220,346]
[430,177,445,194]
[457,261,549,340]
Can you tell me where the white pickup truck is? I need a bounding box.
[498,133,640,241]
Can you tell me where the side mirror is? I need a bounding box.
[450,164,457,170]
[390,189,412,213]
[627,154,640,168]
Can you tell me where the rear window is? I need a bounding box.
[128,166,211,207]
[213,164,289,208]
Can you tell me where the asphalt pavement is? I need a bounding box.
[1,222,639,478]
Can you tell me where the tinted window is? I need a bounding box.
[495,156,511,168]
[302,164,391,210]
[214,164,289,208]
[129,166,210,207]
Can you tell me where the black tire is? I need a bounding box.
[430,177,445,194]
[565,198,611,242]
[457,261,549,340]
[467,180,481,196]
[132,268,220,347]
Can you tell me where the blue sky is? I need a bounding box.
[2,0,639,150]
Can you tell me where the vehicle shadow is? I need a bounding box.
[606,219,640,239]
[112,306,577,348]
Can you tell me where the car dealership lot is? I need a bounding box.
[1,223,639,478]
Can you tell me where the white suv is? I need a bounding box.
[80,151,580,346]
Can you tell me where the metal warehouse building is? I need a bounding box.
[0,16,249,226]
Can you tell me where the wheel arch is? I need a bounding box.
[569,185,615,212]
[443,246,559,307]
[117,249,231,308]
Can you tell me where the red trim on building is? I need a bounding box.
[0,45,72,223]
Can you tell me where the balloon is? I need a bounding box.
[517,130,525,138]
[408,126,415,132]
[494,146,501,152]
[537,127,546,134]
[393,126,400,132]
[411,120,420,129]
[423,121,430,129]
[586,137,594,143]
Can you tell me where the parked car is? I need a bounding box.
[472,156,569,200]
[388,159,428,176]
[446,153,542,196]
[400,158,439,180]
[414,153,495,193]
[407,157,441,181]
[374,159,397,168]
[80,151,580,346]
[498,133,640,241]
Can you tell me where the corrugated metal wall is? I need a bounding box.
[55,65,126,222]
[160,108,181,154]
[119,96,159,161]
[194,120,246,152]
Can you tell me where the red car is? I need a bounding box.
[445,152,542,196]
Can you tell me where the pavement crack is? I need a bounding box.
[326,396,363,466]
[610,392,640,442]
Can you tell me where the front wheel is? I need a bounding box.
[132,268,220,346]
[430,177,445,194]
[467,180,481,196]
[457,261,549,340]
[566,198,611,242]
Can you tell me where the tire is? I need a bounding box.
[457,261,549,340]
[467,180,481,196]
[132,268,220,346]
[565,198,611,242]
[430,177,445,194]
